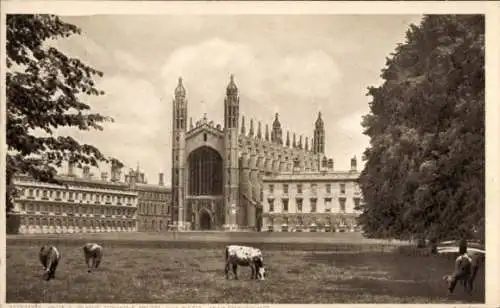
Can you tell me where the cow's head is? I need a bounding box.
[253,256,266,280]
[442,275,453,284]
[257,265,266,280]
[442,275,455,293]
[454,254,472,277]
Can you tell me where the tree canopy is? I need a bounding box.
[357,15,485,243]
[6,14,123,213]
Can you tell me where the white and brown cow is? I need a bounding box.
[39,245,61,281]
[443,251,484,294]
[83,243,103,273]
[224,245,266,280]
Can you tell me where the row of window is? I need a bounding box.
[139,191,171,201]
[269,183,354,194]
[266,216,352,225]
[139,202,169,216]
[21,187,135,205]
[22,216,136,228]
[19,203,137,217]
[267,197,361,213]
[239,142,319,162]
[139,219,169,231]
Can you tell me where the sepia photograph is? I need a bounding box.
[1,1,497,305]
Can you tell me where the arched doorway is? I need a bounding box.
[199,210,212,230]
[188,146,223,196]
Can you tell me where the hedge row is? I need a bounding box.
[7,237,403,253]
[5,214,20,235]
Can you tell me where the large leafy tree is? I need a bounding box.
[6,14,122,213]
[358,15,484,243]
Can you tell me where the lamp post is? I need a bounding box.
[231,205,237,230]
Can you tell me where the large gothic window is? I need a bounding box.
[188,146,223,196]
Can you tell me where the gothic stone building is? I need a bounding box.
[171,75,335,231]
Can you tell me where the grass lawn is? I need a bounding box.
[6,244,484,303]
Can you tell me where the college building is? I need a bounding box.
[125,168,172,232]
[261,157,362,232]
[11,162,172,234]
[170,75,359,231]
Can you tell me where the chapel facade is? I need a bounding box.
[170,75,333,231]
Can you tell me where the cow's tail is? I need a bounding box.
[45,247,57,280]
[224,246,230,279]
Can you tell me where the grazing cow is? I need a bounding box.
[443,251,484,294]
[39,245,61,281]
[224,245,266,280]
[83,243,103,273]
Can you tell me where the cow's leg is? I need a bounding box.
[84,248,90,271]
[468,266,479,293]
[50,260,59,279]
[95,257,101,269]
[40,257,48,271]
[85,254,91,272]
[87,257,93,273]
[462,279,468,292]
[90,257,97,272]
[448,276,458,294]
[232,264,238,280]
[224,261,230,279]
[250,264,256,280]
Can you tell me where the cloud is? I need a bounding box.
[113,49,146,72]
[50,34,147,75]
[337,110,366,135]
[52,75,170,182]
[160,38,343,127]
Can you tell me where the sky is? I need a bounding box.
[49,14,423,186]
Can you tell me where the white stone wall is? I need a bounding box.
[13,176,139,234]
[261,171,363,232]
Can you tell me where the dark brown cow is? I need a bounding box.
[443,252,484,294]
[39,245,61,281]
[83,243,103,273]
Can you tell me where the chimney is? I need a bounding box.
[110,163,122,182]
[68,161,75,177]
[83,166,90,179]
[321,156,328,169]
[292,158,300,174]
[350,156,357,172]
[328,158,334,170]
[159,173,164,186]
[128,169,136,189]
[140,173,145,183]
[101,172,108,181]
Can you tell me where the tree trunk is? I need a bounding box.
[459,238,467,255]
[429,238,438,254]
[417,237,426,248]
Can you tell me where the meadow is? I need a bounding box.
[6,233,484,304]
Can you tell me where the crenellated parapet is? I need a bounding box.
[186,113,224,138]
